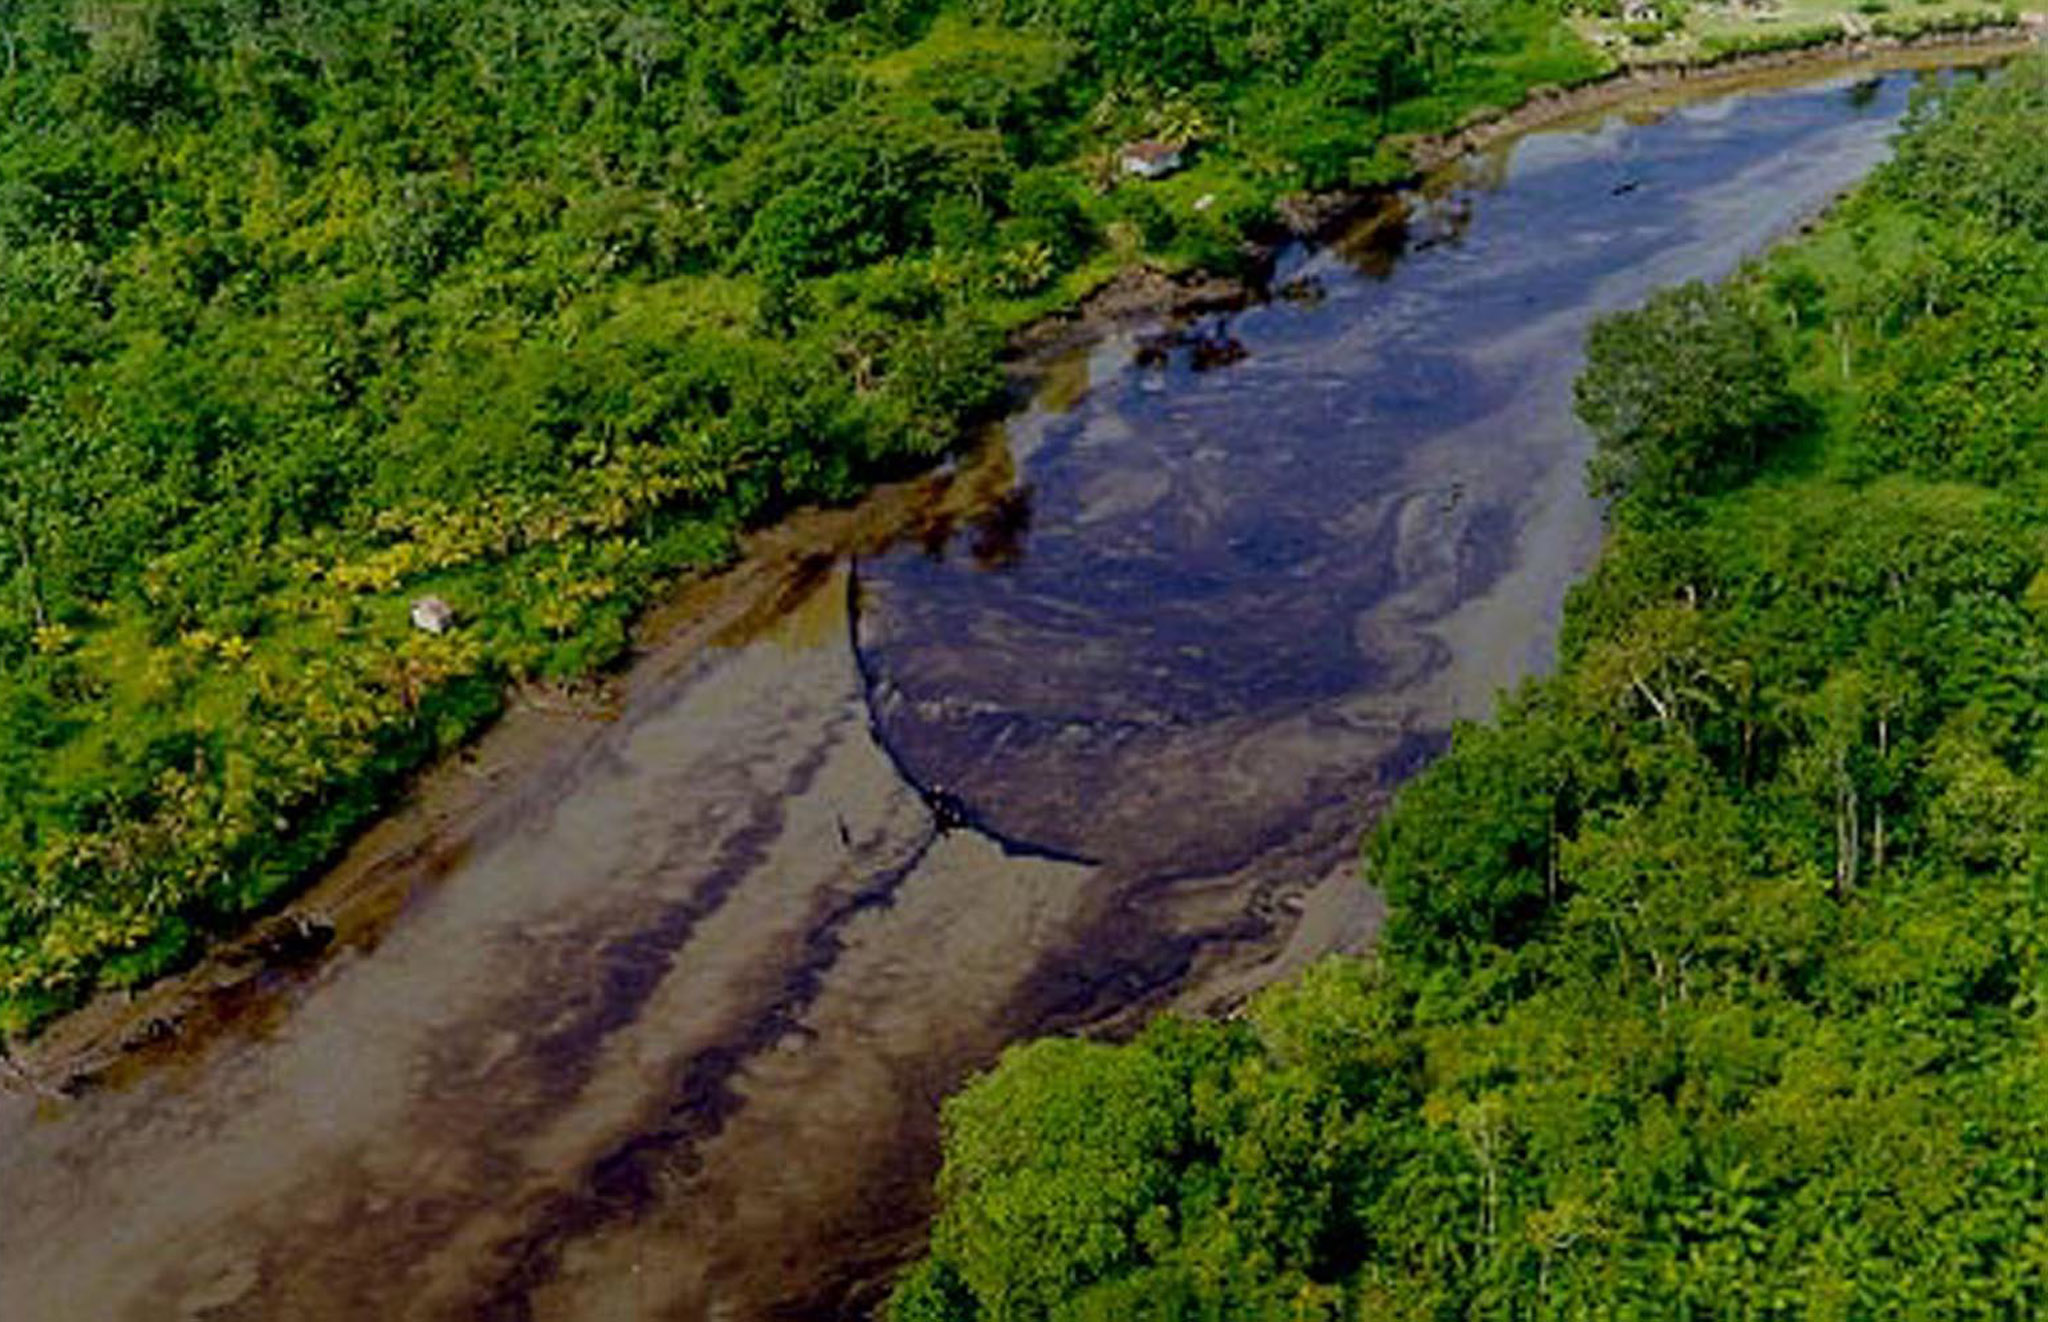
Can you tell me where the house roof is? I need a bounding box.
[410,595,455,632]
[1121,140,1182,165]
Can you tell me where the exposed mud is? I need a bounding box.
[0,59,2010,1322]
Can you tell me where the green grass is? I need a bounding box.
[1574,0,2025,63]
[864,12,1074,88]
[1404,4,1619,125]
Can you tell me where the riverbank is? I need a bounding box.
[5,27,2034,1101]
[1002,20,2038,365]
[0,61,1985,1322]
[1,458,1009,1093]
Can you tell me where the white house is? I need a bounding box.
[1119,141,1185,180]
[410,595,456,635]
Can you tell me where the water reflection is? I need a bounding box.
[858,66,1946,868]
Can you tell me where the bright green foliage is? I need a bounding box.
[927,1035,1200,1314]
[900,60,2048,1320]
[0,0,1607,1028]
[1882,60,2048,239]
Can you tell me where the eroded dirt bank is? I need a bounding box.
[0,58,2015,1322]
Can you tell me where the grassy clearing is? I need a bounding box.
[1575,0,2026,64]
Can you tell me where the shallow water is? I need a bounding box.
[861,64,1960,876]
[0,62,1980,1322]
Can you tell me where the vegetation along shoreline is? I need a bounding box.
[0,0,2035,1086]
[1007,21,2042,366]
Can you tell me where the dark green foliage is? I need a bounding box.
[1577,280,1804,516]
[900,60,2048,1321]
[1370,705,1571,968]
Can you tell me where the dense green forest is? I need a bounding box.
[0,0,1611,1029]
[895,61,2048,1319]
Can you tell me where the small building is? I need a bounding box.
[410,595,456,635]
[1622,0,1661,21]
[1119,140,1185,181]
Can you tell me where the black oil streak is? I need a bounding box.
[473,562,1090,1321]
[474,827,945,1321]
[467,709,863,1319]
[847,561,1100,868]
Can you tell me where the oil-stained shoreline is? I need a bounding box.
[0,55,2018,1322]
[3,31,2025,1107]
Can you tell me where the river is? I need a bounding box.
[0,56,1997,1322]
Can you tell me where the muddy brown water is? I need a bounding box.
[0,62,1995,1322]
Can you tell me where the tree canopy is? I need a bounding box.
[1577,280,1805,513]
